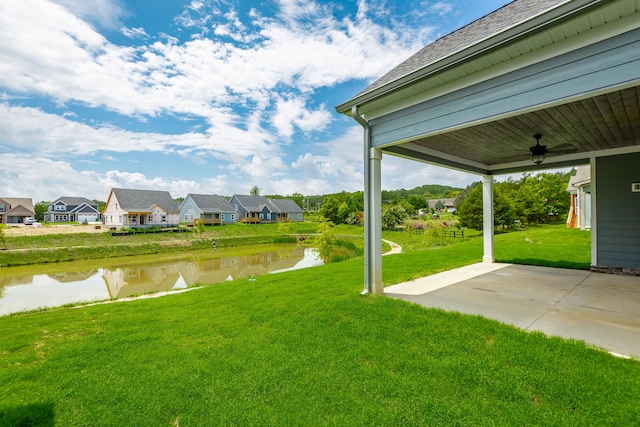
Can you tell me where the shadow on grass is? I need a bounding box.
[0,402,55,427]
[501,258,591,270]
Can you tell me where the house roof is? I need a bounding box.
[186,194,235,212]
[111,188,180,213]
[52,197,95,207]
[428,198,456,208]
[566,165,591,191]
[0,197,34,212]
[232,195,269,212]
[339,0,567,111]
[267,199,304,213]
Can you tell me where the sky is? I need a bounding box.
[0,0,513,203]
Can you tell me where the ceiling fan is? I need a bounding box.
[503,134,578,165]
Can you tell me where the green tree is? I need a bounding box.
[315,216,336,262]
[434,199,445,212]
[250,186,260,196]
[382,204,408,230]
[92,200,106,212]
[337,202,351,224]
[454,181,481,211]
[407,195,428,213]
[290,192,304,209]
[34,201,49,222]
[319,195,340,223]
[458,186,515,230]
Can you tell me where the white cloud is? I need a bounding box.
[121,27,149,39]
[0,154,208,202]
[0,0,467,200]
[271,97,331,138]
[428,2,454,16]
[51,0,127,30]
[0,104,274,160]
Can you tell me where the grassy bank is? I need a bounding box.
[0,222,334,267]
[2,224,637,426]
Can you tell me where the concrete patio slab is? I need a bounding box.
[385,263,640,358]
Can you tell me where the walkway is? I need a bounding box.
[382,239,402,256]
[385,263,640,358]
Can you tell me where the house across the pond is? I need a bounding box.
[230,195,304,224]
[0,197,35,224]
[102,188,180,228]
[45,197,101,223]
[180,194,236,226]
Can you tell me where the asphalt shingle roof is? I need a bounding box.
[356,0,566,98]
[267,199,303,213]
[112,188,180,213]
[188,194,235,212]
[53,197,95,207]
[232,195,269,212]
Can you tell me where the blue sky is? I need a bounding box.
[0,0,512,202]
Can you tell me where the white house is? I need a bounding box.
[103,188,180,228]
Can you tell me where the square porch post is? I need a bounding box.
[482,175,495,263]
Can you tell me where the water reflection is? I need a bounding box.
[0,246,321,316]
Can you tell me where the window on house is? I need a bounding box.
[161,215,166,222]
[189,204,192,210]
[55,204,65,211]
[298,214,302,220]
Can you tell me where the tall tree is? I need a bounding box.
[290,192,304,209]
[250,186,260,196]
[34,201,49,222]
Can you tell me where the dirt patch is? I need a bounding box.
[4,224,109,237]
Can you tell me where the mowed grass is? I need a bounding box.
[1,225,638,425]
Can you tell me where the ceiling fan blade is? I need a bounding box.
[549,143,578,155]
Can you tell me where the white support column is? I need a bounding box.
[482,175,495,263]
[589,157,597,268]
[366,147,383,294]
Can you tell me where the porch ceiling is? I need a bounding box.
[383,85,640,175]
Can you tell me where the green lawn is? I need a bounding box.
[1,224,638,426]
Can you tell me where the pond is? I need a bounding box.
[0,244,322,316]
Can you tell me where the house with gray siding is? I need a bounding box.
[180,194,236,225]
[103,188,180,228]
[337,0,640,293]
[229,195,270,223]
[0,198,35,224]
[266,199,304,222]
[45,197,101,223]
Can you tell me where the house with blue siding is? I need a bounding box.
[180,194,236,225]
[229,195,270,223]
[45,197,101,223]
[266,199,304,222]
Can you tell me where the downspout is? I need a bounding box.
[351,106,383,294]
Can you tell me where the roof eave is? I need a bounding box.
[335,0,604,115]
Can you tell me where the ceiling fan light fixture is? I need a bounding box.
[529,133,547,165]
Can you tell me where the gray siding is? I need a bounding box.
[596,153,640,268]
[370,28,640,147]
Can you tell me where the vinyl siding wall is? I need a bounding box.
[596,153,640,269]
